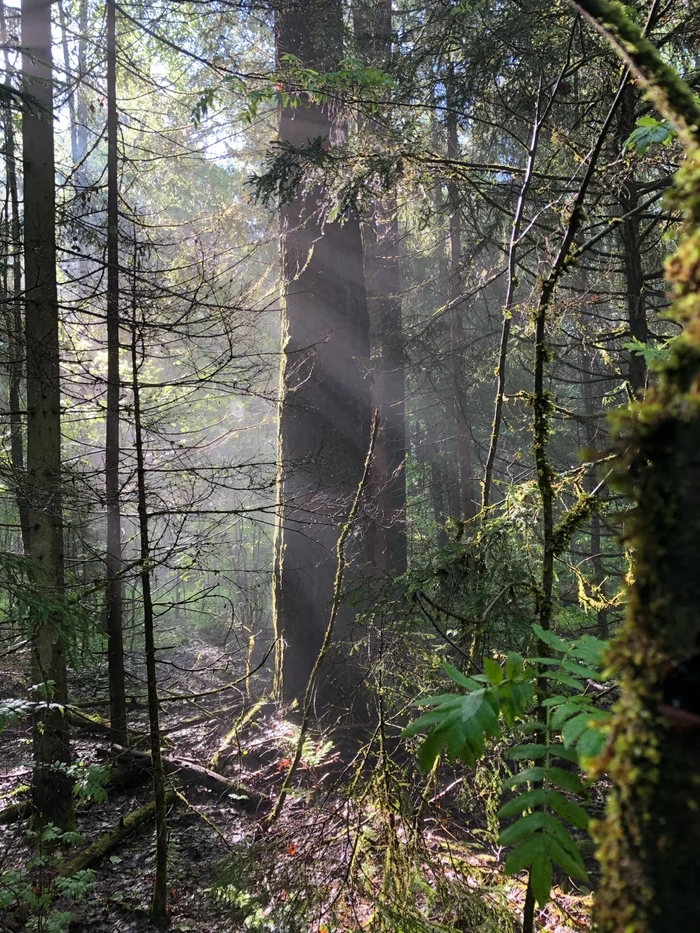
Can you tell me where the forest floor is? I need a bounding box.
[0,643,592,933]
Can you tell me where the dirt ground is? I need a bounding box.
[0,643,592,932]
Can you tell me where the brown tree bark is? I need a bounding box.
[618,82,648,396]
[566,4,700,929]
[580,332,608,639]
[131,271,168,922]
[353,0,407,576]
[1,7,30,553]
[272,0,372,710]
[105,0,127,747]
[22,0,74,830]
[446,91,477,522]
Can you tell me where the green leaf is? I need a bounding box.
[532,624,569,652]
[419,727,444,772]
[504,833,546,875]
[483,656,504,686]
[546,672,584,691]
[548,766,586,795]
[562,659,600,680]
[544,835,588,881]
[508,744,547,761]
[499,811,545,845]
[543,813,583,857]
[550,743,580,765]
[576,723,608,761]
[545,790,589,829]
[498,787,548,818]
[551,702,582,729]
[443,662,481,691]
[570,635,608,668]
[542,694,569,707]
[530,851,552,907]
[624,115,675,154]
[505,766,546,788]
[505,653,524,679]
[562,712,594,748]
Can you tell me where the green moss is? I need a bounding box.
[568,4,700,931]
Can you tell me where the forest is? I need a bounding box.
[1,0,699,930]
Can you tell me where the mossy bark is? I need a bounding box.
[569,2,700,929]
[272,0,372,710]
[59,791,176,878]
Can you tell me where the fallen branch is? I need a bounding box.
[59,790,177,877]
[100,744,270,813]
[0,799,30,824]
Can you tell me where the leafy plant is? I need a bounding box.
[403,625,611,906]
[624,336,673,367]
[624,115,676,154]
[0,824,95,933]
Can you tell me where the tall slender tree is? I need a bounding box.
[105,0,127,746]
[22,0,73,827]
[446,74,477,522]
[1,0,29,554]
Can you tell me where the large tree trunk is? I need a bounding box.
[618,82,648,397]
[446,81,477,523]
[22,0,73,829]
[567,3,700,930]
[353,0,407,577]
[273,0,372,710]
[105,0,127,747]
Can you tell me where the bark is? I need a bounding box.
[618,82,648,396]
[353,0,407,577]
[131,292,168,921]
[59,791,177,878]
[22,0,73,830]
[581,334,608,639]
[57,0,78,166]
[272,0,372,709]
[103,745,270,812]
[446,79,477,522]
[1,70,29,553]
[105,0,127,747]
[566,3,700,929]
[1,0,29,554]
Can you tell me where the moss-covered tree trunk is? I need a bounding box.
[569,2,700,929]
[273,0,372,710]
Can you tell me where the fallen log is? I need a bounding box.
[59,790,177,877]
[100,744,270,813]
[0,799,30,824]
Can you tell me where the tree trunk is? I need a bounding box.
[22,0,74,830]
[105,0,127,747]
[131,274,168,922]
[272,0,372,710]
[581,333,608,639]
[353,0,407,577]
[618,82,648,396]
[566,3,700,929]
[446,80,477,523]
[1,14,30,553]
